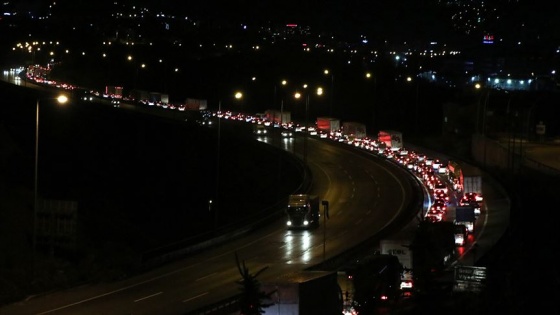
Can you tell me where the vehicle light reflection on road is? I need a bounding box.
[284,230,314,264]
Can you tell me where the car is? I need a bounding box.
[253,125,267,135]
[425,208,444,222]
[433,190,449,202]
[454,224,467,246]
[433,181,448,193]
[431,199,447,212]
[111,98,120,107]
[464,192,483,202]
[281,129,294,137]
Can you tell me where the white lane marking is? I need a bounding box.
[134,291,162,302]
[183,292,209,303]
[196,272,218,281]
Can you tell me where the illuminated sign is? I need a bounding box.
[483,34,494,44]
[454,266,487,292]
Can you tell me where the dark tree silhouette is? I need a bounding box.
[235,252,276,315]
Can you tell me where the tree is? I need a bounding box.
[235,252,276,315]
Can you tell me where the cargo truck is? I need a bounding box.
[286,194,320,229]
[148,92,169,105]
[261,271,343,315]
[380,239,414,296]
[341,121,367,142]
[183,98,208,110]
[316,117,340,134]
[129,89,150,103]
[461,165,482,196]
[264,109,291,126]
[105,85,123,99]
[454,206,476,234]
[377,130,403,151]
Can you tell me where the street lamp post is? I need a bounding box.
[475,83,491,168]
[366,72,377,132]
[322,200,329,262]
[295,85,322,165]
[324,69,334,116]
[214,92,242,232]
[33,94,69,258]
[407,76,419,134]
[280,80,287,126]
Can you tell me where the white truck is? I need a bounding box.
[380,239,414,295]
[377,130,403,151]
[461,165,482,196]
[264,109,291,126]
[341,121,366,142]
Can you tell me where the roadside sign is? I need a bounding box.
[453,265,487,293]
[536,122,545,135]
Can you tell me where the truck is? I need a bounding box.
[454,205,476,234]
[316,117,340,134]
[184,98,208,110]
[105,85,123,99]
[260,270,343,315]
[264,109,291,126]
[412,221,456,290]
[377,130,403,151]
[129,89,150,103]
[341,121,367,142]
[149,92,169,105]
[447,160,462,191]
[380,239,414,296]
[460,163,482,196]
[286,194,320,229]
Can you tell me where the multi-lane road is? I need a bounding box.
[0,68,510,314]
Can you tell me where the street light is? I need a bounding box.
[322,200,329,262]
[366,72,377,132]
[474,82,490,135]
[214,92,243,232]
[475,83,491,168]
[279,80,287,126]
[34,94,69,256]
[324,69,334,116]
[295,85,323,165]
[407,76,419,134]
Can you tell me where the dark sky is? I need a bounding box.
[12,0,452,38]
[10,0,560,44]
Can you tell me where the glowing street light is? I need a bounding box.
[324,69,334,116]
[295,85,323,165]
[33,94,69,257]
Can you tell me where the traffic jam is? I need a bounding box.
[19,65,484,249]
[214,110,484,249]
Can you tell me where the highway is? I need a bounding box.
[0,68,509,314]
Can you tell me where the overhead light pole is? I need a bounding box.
[366,72,377,132]
[324,69,334,116]
[214,92,242,232]
[295,85,322,165]
[34,94,69,258]
[407,76,419,134]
